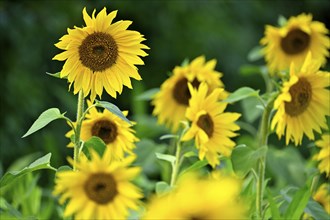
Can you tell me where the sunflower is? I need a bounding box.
[66,101,138,160]
[53,7,149,102]
[314,133,330,177]
[53,150,142,219]
[260,13,329,74]
[181,83,240,168]
[152,55,227,132]
[313,184,330,214]
[143,173,246,219]
[271,53,330,146]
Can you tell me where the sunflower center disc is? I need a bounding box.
[172,78,200,105]
[91,119,117,144]
[79,32,118,72]
[285,77,312,116]
[84,173,118,204]
[197,113,214,137]
[281,29,310,55]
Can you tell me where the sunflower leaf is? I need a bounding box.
[277,15,287,26]
[155,181,171,195]
[155,153,176,165]
[0,153,55,190]
[159,134,179,140]
[22,108,65,138]
[247,46,263,62]
[95,100,131,124]
[283,186,311,219]
[83,136,107,158]
[223,87,260,103]
[231,144,267,177]
[135,88,159,101]
[46,72,61,78]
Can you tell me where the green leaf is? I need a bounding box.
[159,134,179,140]
[247,46,263,62]
[135,88,160,101]
[278,15,287,26]
[22,108,64,138]
[266,189,282,219]
[155,181,171,196]
[241,97,263,123]
[283,186,311,220]
[223,87,260,103]
[46,72,61,78]
[134,139,167,176]
[0,153,55,190]
[231,145,267,177]
[180,159,209,176]
[0,197,23,218]
[82,136,107,158]
[182,151,197,158]
[96,100,131,124]
[305,199,330,220]
[239,65,262,76]
[155,153,176,165]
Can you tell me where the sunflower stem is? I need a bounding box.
[170,140,182,187]
[256,97,274,219]
[73,90,85,171]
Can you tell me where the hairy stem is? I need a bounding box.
[256,98,274,219]
[73,90,84,171]
[170,140,182,187]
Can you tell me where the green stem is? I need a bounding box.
[256,98,274,219]
[170,140,181,187]
[73,90,84,171]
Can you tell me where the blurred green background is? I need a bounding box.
[0,0,329,173]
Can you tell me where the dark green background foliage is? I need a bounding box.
[0,0,329,178]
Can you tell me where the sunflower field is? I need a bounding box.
[0,0,329,219]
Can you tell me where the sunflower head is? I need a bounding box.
[260,13,329,74]
[314,133,330,177]
[313,183,330,214]
[271,53,330,145]
[152,55,227,132]
[53,150,142,219]
[143,172,247,219]
[66,100,139,160]
[53,7,149,102]
[182,83,241,167]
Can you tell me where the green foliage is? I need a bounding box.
[0,154,55,191]
[155,181,171,196]
[22,108,66,138]
[95,100,131,124]
[82,136,107,158]
[223,87,260,103]
[231,144,267,177]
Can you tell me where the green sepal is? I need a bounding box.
[22,108,65,138]
[95,100,131,124]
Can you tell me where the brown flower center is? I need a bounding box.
[197,113,214,137]
[281,29,310,55]
[285,77,312,116]
[79,32,118,72]
[84,173,118,204]
[172,78,200,105]
[91,119,117,144]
